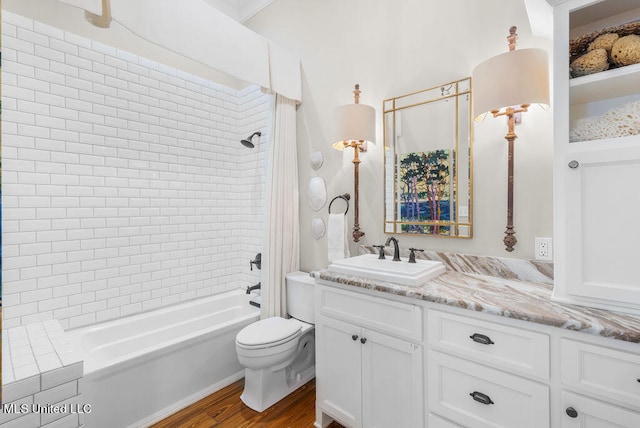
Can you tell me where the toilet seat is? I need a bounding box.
[236,317,302,349]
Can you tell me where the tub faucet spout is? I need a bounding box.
[246,282,261,294]
[385,237,401,261]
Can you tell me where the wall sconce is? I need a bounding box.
[333,84,376,242]
[472,26,549,252]
[85,0,112,28]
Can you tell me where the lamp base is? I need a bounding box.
[503,227,517,252]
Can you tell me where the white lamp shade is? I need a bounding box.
[332,103,376,150]
[472,48,550,120]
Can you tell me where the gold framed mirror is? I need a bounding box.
[383,78,473,238]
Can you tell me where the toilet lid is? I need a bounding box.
[236,317,302,347]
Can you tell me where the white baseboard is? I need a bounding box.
[128,370,245,428]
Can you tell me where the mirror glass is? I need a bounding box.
[384,78,472,238]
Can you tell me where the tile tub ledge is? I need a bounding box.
[1,320,85,428]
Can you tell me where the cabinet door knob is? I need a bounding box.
[360,337,367,344]
[470,333,494,345]
[470,391,494,405]
[568,160,579,169]
[566,407,578,418]
[352,335,358,341]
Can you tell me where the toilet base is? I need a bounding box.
[240,365,315,412]
[237,322,315,412]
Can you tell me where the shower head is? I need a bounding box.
[241,131,262,148]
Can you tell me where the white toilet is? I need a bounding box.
[235,271,316,412]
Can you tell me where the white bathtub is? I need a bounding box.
[66,289,260,428]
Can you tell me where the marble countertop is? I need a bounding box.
[312,266,640,343]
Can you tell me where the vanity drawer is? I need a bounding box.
[428,413,464,428]
[427,309,550,379]
[318,285,422,341]
[428,350,550,428]
[561,339,640,409]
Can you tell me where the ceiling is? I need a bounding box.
[201,0,274,23]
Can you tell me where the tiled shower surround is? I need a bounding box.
[2,12,272,330]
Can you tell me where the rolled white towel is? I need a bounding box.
[327,213,350,263]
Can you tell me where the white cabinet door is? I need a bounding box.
[361,328,423,428]
[555,143,640,313]
[316,315,362,428]
[561,391,640,428]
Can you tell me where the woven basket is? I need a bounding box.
[569,20,640,66]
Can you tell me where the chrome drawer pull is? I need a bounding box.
[470,333,495,345]
[566,407,578,418]
[568,160,579,169]
[470,391,494,405]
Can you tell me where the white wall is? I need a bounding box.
[246,0,554,271]
[3,0,249,90]
[2,12,272,329]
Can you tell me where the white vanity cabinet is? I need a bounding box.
[314,279,640,428]
[549,0,640,314]
[315,285,424,428]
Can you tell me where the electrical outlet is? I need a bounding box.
[535,238,552,261]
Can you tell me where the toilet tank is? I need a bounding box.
[286,271,315,324]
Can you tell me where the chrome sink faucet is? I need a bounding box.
[385,236,401,261]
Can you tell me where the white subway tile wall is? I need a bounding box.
[2,12,272,329]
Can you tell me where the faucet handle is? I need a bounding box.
[373,245,386,259]
[408,248,424,263]
[250,253,262,271]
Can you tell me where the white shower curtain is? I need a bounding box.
[261,94,300,318]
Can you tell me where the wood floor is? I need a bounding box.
[152,378,344,428]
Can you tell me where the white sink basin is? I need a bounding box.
[328,254,446,287]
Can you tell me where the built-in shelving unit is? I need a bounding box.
[569,62,640,104]
[551,0,640,316]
